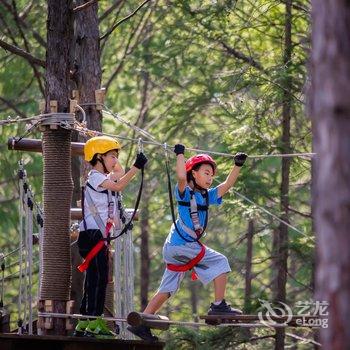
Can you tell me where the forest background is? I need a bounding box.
[0,1,314,348]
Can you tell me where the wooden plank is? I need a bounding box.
[127,312,170,330]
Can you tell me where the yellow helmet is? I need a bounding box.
[84,136,121,161]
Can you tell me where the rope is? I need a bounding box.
[124,317,321,329]
[59,118,313,236]
[3,105,315,160]
[232,190,308,236]
[285,331,322,346]
[37,312,127,323]
[0,113,73,126]
[37,313,322,332]
[18,162,25,330]
[3,261,39,281]
[3,247,21,259]
[54,106,316,160]
[0,254,5,308]
[0,115,43,126]
[40,128,73,300]
[106,168,144,243]
[25,195,34,335]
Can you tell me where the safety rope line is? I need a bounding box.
[37,312,321,328]
[0,254,4,308]
[37,311,127,323]
[285,331,322,346]
[0,115,43,126]
[4,110,312,266]
[3,247,21,259]
[25,192,34,334]
[2,106,315,160]
[15,161,43,334]
[60,118,315,160]
[231,190,308,237]
[3,260,39,282]
[18,161,25,333]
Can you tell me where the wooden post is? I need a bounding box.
[8,138,84,156]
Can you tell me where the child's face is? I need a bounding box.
[192,163,214,189]
[102,150,119,172]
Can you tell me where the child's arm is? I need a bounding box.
[217,152,247,198]
[108,158,125,182]
[174,144,187,193]
[101,152,147,192]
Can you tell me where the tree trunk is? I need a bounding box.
[140,195,150,310]
[138,29,152,309]
[73,0,102,132]
[273,1,293,348]
[244,220,254,313]
[138,79,151,311]
[40,0,74,335]
[190,281,198,322]
[311,1,350,349]
[70,0,103,314]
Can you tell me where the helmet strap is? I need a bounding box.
[97,156,108,174]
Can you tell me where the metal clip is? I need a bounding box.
[163,142,169,159]
[138,138,144,154]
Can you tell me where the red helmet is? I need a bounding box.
[185,154,217,174]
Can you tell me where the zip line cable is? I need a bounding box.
[1,106,315,160]
[231,190,308,237]
[3,106,312,239]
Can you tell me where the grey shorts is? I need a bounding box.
[157,242,231,295]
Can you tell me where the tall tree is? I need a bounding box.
[244,220,254,313]
[311,0,350,349]
[272,1,293,348]
[69,0,103,314]
[39,0,74,335]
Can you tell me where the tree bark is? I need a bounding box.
[244,220,254,313]
[138,23,152,310]
[40,0,74,335]
[138,87,151,310]
[190,281,198,322]
[311,1,350,349]
[70,0,103,313]
[273,1,293,348]
[140,195,150,310]
[73,0,102,132]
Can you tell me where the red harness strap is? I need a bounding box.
[77,222,113,272]
[166,242,206,281]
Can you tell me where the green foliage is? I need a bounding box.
[0,0,313,346]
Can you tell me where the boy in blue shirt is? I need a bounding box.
[128,144,247,341]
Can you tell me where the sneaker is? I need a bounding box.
[127,325,158,342]
[84,318,116,339]
[208,299,243,315]
[73,319,89,337]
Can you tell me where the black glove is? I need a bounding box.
[133,152,148,169]
[234,152,247,167]
[174,143,185,155]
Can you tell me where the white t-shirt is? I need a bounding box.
[79,170,121,231]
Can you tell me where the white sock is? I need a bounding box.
[213,300,222,305]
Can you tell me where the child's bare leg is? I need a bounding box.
[143,292,170,314]
[208,273,242,315]
[213,273,227,301]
